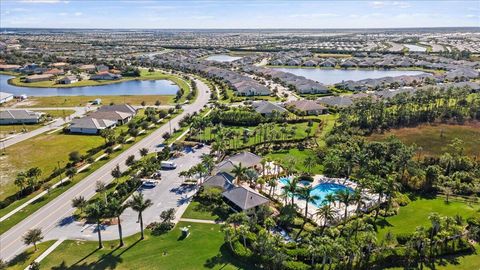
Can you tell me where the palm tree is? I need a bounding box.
[335,189,354,223]
[107,198,126,246]
[295,186,320,240]
[200,153,214,172]
[71,196,87,214]
[22,228,44,251]
[127,192,153,240]
[316,204,337,234]
[86,201,105,249]
[282,177,299,206]
[231,163,247,184]
[303,156,317,175]
[323,193,337,207]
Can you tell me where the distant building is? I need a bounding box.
[44,68,65,76]
[90,71,122,80]
[0,64,21,71]
[57,75,78,84]
[0,92,14,104]
[79,64,96,73]
[25,74,54,83]
[0,109,43,124]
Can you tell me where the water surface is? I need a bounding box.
[404,44,427,52]
[0,75,179,96]
[205,54,242,62]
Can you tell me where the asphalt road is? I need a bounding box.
[0,78,210,261]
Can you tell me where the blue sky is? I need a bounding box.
[1,0,479,29]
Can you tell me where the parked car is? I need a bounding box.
[161,161,177,170]
[142,180,156,188]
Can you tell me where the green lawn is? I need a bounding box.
[21,95,175,107]
[0,131,104,201]
[40,222,255,270]
[7,240,56,270]
[0,123,43,138]
[377,196,480,240]
[182,201,221,220]
[267,148,323,174]
[194,122,318,149]
[368,123,480,157]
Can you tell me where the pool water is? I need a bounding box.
[278,177,352,207]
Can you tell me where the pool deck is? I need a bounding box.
[265,174,381,226]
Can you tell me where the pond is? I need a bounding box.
[269,67,427,85]
[0,75,180,97]
[205,54,242,62]
[404,44,427,52]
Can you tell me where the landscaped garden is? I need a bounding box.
[37,222,253,270]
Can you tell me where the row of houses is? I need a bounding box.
[244,66,330,94]
[153,56,271,96]
[252,100,328,116]
[317,82,480,108]
[68,104,136,134]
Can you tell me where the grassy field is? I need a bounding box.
[39,222,254,270]
[182,201,221,221]
[193,122,319,149]
[0,110,75,138]
[368,122,480,157]
[19,95,175,107]
[267,148,323,174]
[376,196,480,240]
[0,131,104,201]
[6,240,56,270]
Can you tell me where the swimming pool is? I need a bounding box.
[278,177,352,207]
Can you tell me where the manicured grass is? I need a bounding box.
[193,122,318,149]
[376,196,480,240]
[40,222,254,270]
[316,114,338,147]
[368,122,480,157]
[7,240,56,270]
[181,201,220,220]
[267,148,323,174]
[20,95,174,107]
[434,244,480,270]
[0,131,104,201]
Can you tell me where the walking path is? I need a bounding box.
[23,238,65,270]
[179,218,224,224]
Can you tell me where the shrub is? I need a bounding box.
[283,261,309,270]
[232,241,252,258]
[396,233,412,245]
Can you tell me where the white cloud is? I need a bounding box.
[74,12,82,16]
[370,1,411,9]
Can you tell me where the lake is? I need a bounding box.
[269,68,427,85]
[205,54,242,62]
[404,44,427,52]
[0,75,180,97]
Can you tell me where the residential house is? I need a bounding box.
[44,68,65,76]
[57,75,78,84]
[25,74,54,83]
[86,111,133,125]
[69,118,117,134]
[0,92,14,104]
[0,64,21,71]
[212,151,262,177]
[0,109,43,124]
[90,71,122,80]
[285,100,328,115]
[252,101,288,116]
[201,173,235,191]
[79,64,96,73]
